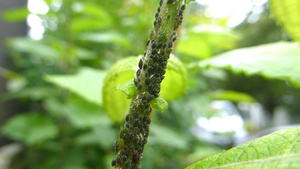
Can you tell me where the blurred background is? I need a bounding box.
[0,0,299,168]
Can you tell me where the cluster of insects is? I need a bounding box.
[112,106,152,169]
[112,0,186,168]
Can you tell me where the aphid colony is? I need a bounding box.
[112,106,152,169]
[112,1,185,168]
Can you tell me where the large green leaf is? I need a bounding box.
[186,127,300,169]
[270,0,300,41]
[103,55,187,122]
[45,67,106,105]
[1,113,59,145]
[198,42,300,88]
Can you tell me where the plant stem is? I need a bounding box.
[112,0,185,168]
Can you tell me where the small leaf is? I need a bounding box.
[185,0,196,4]
[1,113,59,145]
[115,79,136,99]
[150,95,168,112]
[45,67,106,105]
[199,42,300,88]
[1,7,30,22]
[186,127,300,169]
[207,90,256,103]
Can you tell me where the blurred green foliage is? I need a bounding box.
[1,0,300,169]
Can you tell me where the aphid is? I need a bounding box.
[167,15,171,19]
[157,17,162,25]
[132,151,140,163]
[121,155,127,161]
[158,34,166,42]
[125,161,131,167]
[111,159,116,166]
[145,79,150,85]
[138,59,143,69]
[151,39,155,44]
[134,112,139,118]
[167,0,174,4]
[153,20,157,26]
[155,13,159,18]
[181,4,186,10]
[136,69,141,76]
[134,78,138,86]
[157,42,163,48]
[151,49,157,55]
[159,0,163,6]
[157,7,160,13]
[151,43,156,48]
[145,39,150,46]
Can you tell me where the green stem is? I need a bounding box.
[112,0,186,168]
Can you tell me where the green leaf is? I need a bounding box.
[207,90,256,103]
[64,96,111,128]
[270,0,300,41]
[115,79,136,99]
[45,67,106,105]
[185,0,196,4]
[102,55,187,122]
[149,124,188,149]
[102,57,137,123]
[1,7,30,22]
[199,42,300,88]
[7,38,60,60]
[150,95,168,112]
[177,25,239,59]
[1,113,59,145]
[186,127,300,169]
[75,126,116,150]
[77,32,130,48]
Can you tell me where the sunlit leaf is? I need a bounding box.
[7,38,60,60]
[150,95,168,112]
[186,127,300,169]
[185,0,196,4]
[207,90,256,103]
[77,32,130,48]
[270,0,300,41]
[199,42,300,88]
[1,113,59,145]
[177,25,239,59]
[1,7,30,22]
[103,55,187,122]
[115,80,136,99]
[45,67,106,105]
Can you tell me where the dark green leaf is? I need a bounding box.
[186,127,300,169]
